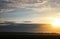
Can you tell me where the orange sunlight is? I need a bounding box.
[51,18,60,27]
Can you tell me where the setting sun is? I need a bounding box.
[51,18,60,27]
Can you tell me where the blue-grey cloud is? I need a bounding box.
[0,0,60,13]
[0,0,60,23]
[0,0,45,13]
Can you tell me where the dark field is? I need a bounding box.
[0,32,60,39]
[0,24,60,39]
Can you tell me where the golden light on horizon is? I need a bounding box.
[51,18,60,27]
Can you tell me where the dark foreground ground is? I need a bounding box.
[0,24,60,39]
[0,32,60,39]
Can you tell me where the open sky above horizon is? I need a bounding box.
[0,0,60,24]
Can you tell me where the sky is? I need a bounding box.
[0,0,60,24]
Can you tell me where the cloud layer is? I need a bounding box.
[0,0,45,13]
[0,0,60,23]
[0,0,60,13]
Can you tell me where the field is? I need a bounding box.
[0,32,60,39]
[0,24,60,39]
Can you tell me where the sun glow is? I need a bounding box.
[51,18,60,27]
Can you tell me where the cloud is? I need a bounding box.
[0,0,60,13]
[33,0,60,16]
[0,0,46,13]
[0,0,60,23]
[0,18,8,23]
[0,0,60,15]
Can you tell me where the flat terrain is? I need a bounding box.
[0,32,60,39]
[0,24,60,39]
